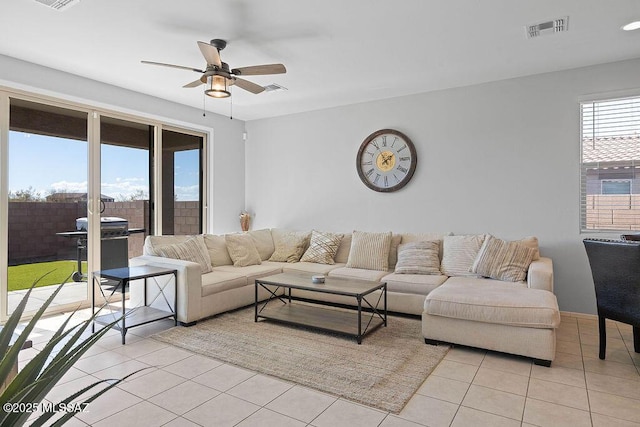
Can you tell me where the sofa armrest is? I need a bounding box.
[527,257,554,292]
[129,255,202,324]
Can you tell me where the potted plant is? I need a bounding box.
[0,275,138,426]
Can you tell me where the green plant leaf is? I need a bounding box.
[0,272,62,388]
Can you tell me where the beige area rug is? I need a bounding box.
[151,306,449,413]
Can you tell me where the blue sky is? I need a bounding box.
[9,131,199,201]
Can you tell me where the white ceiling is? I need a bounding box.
[1,0,639,121]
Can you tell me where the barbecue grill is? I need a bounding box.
[57,217,145,282]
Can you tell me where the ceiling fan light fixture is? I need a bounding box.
[205,75,231,98]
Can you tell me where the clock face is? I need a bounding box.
[356,129,417,192]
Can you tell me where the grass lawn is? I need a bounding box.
[8,260,87,291]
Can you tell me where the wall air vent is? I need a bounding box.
[263,83,288,93]
[526,16,569,38]
[34,0,80,11]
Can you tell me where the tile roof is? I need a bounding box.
[582,136,640,162]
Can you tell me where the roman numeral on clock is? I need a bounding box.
[362,160,373,166]
[371,140,380,150]
[366,168,374,177]
[384,176,389,187]
[374,173,381,184]
[400,156,410,162]
[397,165,408,173]
[398,145,407,152]
[381,136,387,147]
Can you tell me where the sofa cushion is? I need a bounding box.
[225,233,262,267]
[328,266,389,282]
[395,240,441,275]
[441,234,486,277]
[213,264,283,284]
[269,229,311,263]
[346,230,392,271]
[471,235,536,282]
[334,233,352,264]
[283,262,346,275]
[300,230,343,264]
[388,234,403,269]
[155,235,213,274]
[203,234,233,267]
[381,273,447,295]
[424,279,560,329]
[201,271,248,297]
[249,229,275,261]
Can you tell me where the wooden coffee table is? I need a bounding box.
[255,272,387,344]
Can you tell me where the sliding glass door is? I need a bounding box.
[0,93,208,322]
[161,129,203,235]
[100,116,152,266]
[6,98,89,315]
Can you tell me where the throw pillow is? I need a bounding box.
[248,229,276,260]
[515,236,540,260]
[346,230,392,271]
[470,235,536,282]
[225,233,262,267]
[268,230,310,263]
[203,234,233,266]
[300,230,344,264]
[441,234,486,277]
[155,235,213,274]
[395,240,441,275]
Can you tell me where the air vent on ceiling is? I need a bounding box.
[34,0,80,11]
[526,16,569,38]
[263,83,288,93]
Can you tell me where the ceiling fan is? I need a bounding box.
[141,39,286,98]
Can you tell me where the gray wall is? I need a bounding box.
[245,58,640,315]
[0,54,246,234]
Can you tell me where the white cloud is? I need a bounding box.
[175,185,199,201]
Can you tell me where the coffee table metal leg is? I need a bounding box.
[254,282,258,322]
[384,285,387,327]
[357,296,362,344]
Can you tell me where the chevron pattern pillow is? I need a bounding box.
[300,230,344,264]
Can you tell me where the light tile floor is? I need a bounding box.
[15,311,640,426]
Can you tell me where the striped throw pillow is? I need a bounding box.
[395,240,441,275]
[441,235,486,277]
[156,235,213,273]
[300,230,344,264]
[346,231,392,271]
[470,235,536,282]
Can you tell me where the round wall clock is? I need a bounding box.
[356,129,417,192]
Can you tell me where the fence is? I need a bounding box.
[7,200,199,264]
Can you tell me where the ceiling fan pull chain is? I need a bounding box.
[230,86,233,120]
[202,91,206,117]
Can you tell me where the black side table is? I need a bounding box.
[92,266,178,344]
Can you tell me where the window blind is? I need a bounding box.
[581,96,640,231]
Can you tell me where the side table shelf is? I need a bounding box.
[92,266,178,344]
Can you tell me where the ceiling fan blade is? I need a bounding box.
[197,41,222,67]
[141,60,204,73]
[232,64,286,76]
[234,78,265,94]
[183,77,206,88]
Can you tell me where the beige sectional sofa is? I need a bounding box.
[129,229,560,365]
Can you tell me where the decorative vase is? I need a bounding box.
[240,212,251,232]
